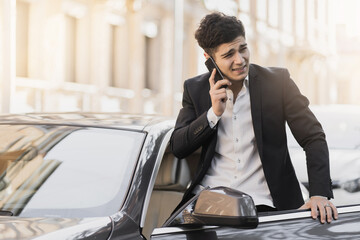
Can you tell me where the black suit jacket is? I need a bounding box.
[170,64,333,211]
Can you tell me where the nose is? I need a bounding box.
[234,52,244,65]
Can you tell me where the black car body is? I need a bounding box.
[0,112,359,240]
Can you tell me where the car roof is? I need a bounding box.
[0,112,175,132]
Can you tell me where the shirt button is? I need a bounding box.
[235,138,239,142]
[237,159,241,163]
[234,115,237,120]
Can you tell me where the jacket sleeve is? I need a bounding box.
[282,69,333,199]
[170,80,216,159]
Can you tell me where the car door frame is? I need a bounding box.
[150,204,360,239]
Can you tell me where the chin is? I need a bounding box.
[231,75,247,82]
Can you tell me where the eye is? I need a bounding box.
[239,46,248,52]
[224,52,234,58]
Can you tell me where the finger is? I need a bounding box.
[325,205,332,223]
[330,202,338,220]
[215,79,232,89]
[310,203,318,219]
[209,69,216,88]
[209,87,227,96]
[318,203,326,224]
[212,92,228,103]
[213,90,227,97]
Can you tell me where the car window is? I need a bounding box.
[0,125,145,218]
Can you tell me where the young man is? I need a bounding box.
[170,12,338,223]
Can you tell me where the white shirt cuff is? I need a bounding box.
[207,107,221,128]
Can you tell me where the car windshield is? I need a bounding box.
[0,124,145,218]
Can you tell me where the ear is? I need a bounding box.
[204,52,210,60]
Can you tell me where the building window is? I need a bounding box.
[65,15,77,82]
[109,25,116,87]
[143,21,159,92]
[256,0,267,21]
[144,36,158,91]
[295,0,305,38]
[109,22,129,89]
[282,0,293,33]
[268,0,278,27]
[16,0,30,77]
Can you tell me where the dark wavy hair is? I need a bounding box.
[195,12,245,56]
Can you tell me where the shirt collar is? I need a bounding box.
[244,75,249,88]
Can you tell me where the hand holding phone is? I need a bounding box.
[205,57,227,88]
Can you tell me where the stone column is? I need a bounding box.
[172,0,184,116]
[160,13,174,116]
[127,10,145,114]
[1,0,16,113]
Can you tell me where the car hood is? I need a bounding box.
[0,216,112,240]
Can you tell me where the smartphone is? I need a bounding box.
[205,57,227,88]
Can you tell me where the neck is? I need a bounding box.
[228,79,244,100]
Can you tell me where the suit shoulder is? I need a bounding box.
[250,63,289,77]
[184,72,210,88]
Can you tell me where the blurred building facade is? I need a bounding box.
[0,0,359,116]
[240,0,337,105]
[1,0,206,115]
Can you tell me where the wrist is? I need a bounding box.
[207,107,221,128]
[310,195,327,200]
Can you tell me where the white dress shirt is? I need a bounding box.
[194,77,274,207]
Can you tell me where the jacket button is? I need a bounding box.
[194,125,204,135]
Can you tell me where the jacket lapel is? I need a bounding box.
[249,65,264,159]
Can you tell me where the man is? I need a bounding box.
[170,12,338,223]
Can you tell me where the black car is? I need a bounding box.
[0,112,359,240]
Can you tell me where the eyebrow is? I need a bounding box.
[220,43,248,57]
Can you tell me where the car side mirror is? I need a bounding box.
[163,186,258,228]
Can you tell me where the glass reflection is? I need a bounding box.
[0,125,145,218]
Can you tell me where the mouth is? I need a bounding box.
[232,65,247,73]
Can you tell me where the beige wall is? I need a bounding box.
[1,0,207,115]
[0,0,359,116]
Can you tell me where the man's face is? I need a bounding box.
[211,36,250,82]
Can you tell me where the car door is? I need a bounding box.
[150,205,360,239]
